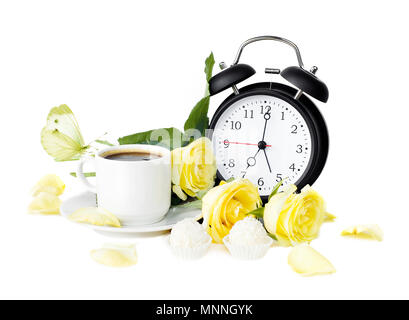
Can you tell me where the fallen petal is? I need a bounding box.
[90,244,137,267]
[69,207,121,227]
[31,174,65,196]
[341,224,383,241]
[28,192,61,215]
[288,245,336,276]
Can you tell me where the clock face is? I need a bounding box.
[210,94,313,197]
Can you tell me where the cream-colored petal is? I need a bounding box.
[90,244,137,267]
[172,185,188,201]
[69,207,121,227]
[31,174,65,196]
[171,147,183,185]
[28,192,61,215]
[341,224,383,241]
[263,184,297,236]
[288,245,336,276]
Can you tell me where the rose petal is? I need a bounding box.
[28,192,61,215]
[90,244,137,267]
[288,245,336,276]
[31,174,65,196]
[341,224,383,241]
[172,185,188,201]
[69,207,121,227]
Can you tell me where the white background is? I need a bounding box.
[0,0,408,300]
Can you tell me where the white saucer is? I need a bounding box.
[60,191,202,234]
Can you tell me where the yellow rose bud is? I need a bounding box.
[202,179,262,243]
[171,137,216,200]
[264,184,326,247]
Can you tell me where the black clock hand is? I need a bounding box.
[259,112,272,173]
[261,112,271,141]
[246,149,260,169]
[263,149,272,173]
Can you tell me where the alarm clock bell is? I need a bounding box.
[208,35,329,103]
[281,66,328,103]
[209,63,255,95]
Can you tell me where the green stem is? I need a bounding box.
[70,172,96,178]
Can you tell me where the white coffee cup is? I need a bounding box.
[76,144,171,225]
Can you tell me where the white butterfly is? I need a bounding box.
[41,104,88,161]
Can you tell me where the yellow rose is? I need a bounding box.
[202,179,262,243]
[171,137,216,200]
[264,184,326,247]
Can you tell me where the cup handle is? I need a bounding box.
[76,157,97,193]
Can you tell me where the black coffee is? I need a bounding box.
[103,151,161,162]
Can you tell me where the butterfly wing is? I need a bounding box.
[46,104,85,146]
[41,127,86,161]
[41,104,88,161]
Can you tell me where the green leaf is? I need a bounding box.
[174,199,203,209]
[183,96,210,137]
[195,190,208,200]
[95,139,115,146]
[204,52,215,95]
[118,127,184,150]
[245,207,265,219]
[267,232,278,241]
[70,172,96,178]
[183,52,215,136]
[268,180,284,201]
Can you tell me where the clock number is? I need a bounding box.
[230,121,242,130]
[241,171,246,178]
[258,178,264,186]
[296,144,303,153]
[228,159,235,167]
[289,163,296,172]
[281,112,285,120]
[260,106,271,114]
[291,125,298,134]
[244,110,254,119]
[276,174,282,182]
[224,139,229,148]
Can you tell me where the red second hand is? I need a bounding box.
[226,141,271,147]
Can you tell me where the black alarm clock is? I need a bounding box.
[208,36,329,202]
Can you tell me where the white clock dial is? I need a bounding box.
[211,94,313,197]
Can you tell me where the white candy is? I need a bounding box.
[228,217,271,246]
[223,217,273,260]
[169,218,211,259]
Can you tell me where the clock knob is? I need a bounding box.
[281,66,329,103]
[209,63,256,96]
